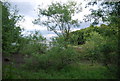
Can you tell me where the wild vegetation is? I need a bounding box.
[2,1,119,79]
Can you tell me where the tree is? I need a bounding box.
[84,1,120,27]
[2,2,23,54]
[34,1,82,42]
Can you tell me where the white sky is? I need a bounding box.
[3,0,96,40]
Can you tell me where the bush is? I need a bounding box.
[18,31,47,55]
[24,46,79,71]
[81,32,104,63]
[51,36,69,47]
[81,31,118,66]
[19,43,46,55]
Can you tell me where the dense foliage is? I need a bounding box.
[2,2,22,54]
[2,1,119,79]
[69,23,118,75]
[70,24,118,45]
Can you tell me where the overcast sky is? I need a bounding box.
[4,0,97,40]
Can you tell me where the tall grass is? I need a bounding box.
[3,63,117,79]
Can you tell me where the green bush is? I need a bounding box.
[82,31,118,65]
[18,31,47,55]
[24,46,79,70]
[51,36,69,47]
[19,43,46,55]
[81,32,104,63]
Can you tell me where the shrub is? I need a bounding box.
[18,31,47,55]
[51,36,69,48]
[81,32,104,64]
[24,46,79,71]
[82,31,118,70]
[19,43,46,55]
